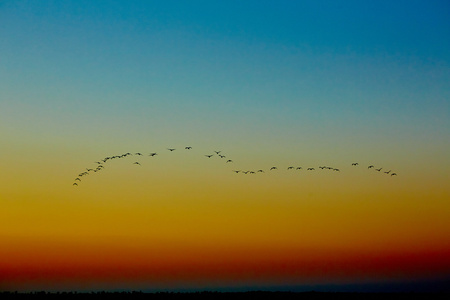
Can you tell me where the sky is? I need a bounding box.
[1,0,449,293]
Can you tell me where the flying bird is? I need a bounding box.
[133,162,141,165]
[296,167,302,170]
[75,178,81,181]
[391,173,397,176]
[384,170,391,174]
[167,148,176,151]
[257,170,264,173]
[149,153,157,156]
[270,167,277,170]
[307,168,315,171]
[135,152,143,156]
[214,151,221,154]
[185,147,192,150]
[226,160,233,163]
[375,168,382,172]
[287,166,294,170]
[205,155,213,158]
[232,170,240,173]
[352,163,359,166]
[73,183,78,186]
[368,165,374,169]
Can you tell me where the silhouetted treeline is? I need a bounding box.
[1,291,449,299]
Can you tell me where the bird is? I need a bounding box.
[185,146,192,150]
[249,171,255,174]
[333,168,340,172]
[352,163,359,166]
[205,155,213,158]
[75,178,81,181]
[384,170,391,174]
[73,183,78,186]
[296,167,302,170]
[167,148,176,151]
[149,153,157,156]
[391,173,397,176]
[270,167,277,170]
[135,152,143,156]
[368,165,374,169]
[219,155,226,158]
[95,161,102,165]
[214,151,221,154]
[257,170,265,173]
[307,168,315,171]
[133,162,141,165]
[232,170,240,173]
[287,166,294,170]
[226,160,233,163]
[375,168,382,172]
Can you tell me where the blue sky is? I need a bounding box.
[1,0,449,166]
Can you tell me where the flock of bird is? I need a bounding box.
[72,146,397,186]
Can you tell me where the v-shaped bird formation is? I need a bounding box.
[72,146,397,186]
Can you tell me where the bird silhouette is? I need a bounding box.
[232,170,240,173]
[185,146,192,150]
[375,168,382,172]
[219,155,226,158]
[391,173,397,176]
[307,168,315,171]
[75,178,81,181]
[205,155,213,158]
[384,170,391,174]
[296,167,302,170]
[257,170,265,173]
[368,165,374,169]
[149,153,157,156]
[287,166,294,170]
[133,162,141,165]
[73,183,78,186]
[167,148,176,151]
[270,167,277,170]
[352,163,359,166]
[333,168,340,172]
[214,151,221,154]
[226,160,233,163]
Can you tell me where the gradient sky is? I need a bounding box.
[1,0,449,292]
